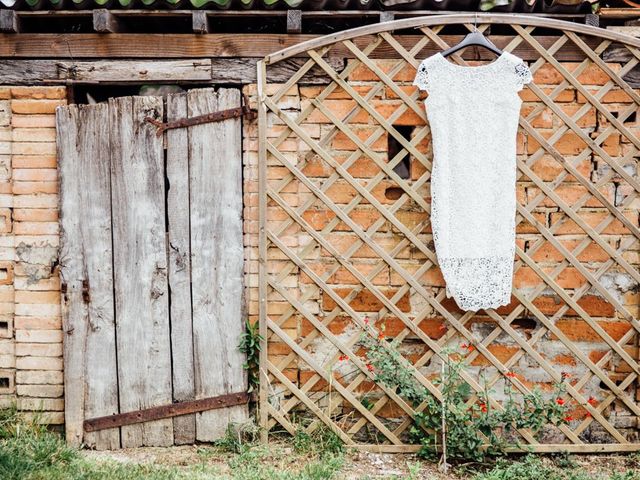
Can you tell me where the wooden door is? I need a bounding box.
[57,88,247,449]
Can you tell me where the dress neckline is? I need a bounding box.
[435,51,508,72]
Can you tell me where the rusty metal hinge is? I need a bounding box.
[83,391,249,432]
[145,94,256,137]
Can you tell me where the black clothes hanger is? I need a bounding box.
[440,14,503,58]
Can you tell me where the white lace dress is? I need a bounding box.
[413,51,532,311]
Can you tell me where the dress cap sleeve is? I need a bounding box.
[413,59,431,93]
[512,56,532,91]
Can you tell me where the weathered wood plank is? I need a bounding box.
[58,103,119,450]
[0,58,340,85]
[59,60,213,83]
[0,11,20,33]
[192,11,210,34]
[188,88,248,441]
[109,96,173,448]
[286,10,302,34]
[166,93,196,445]
[0,33,600,61]
[93,10,122,34]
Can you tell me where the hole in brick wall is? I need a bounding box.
[512,318,537,330]
[388,125,413,180]
[0,377,8,389]
[599,378,623,391]
[612,110,637,124]
[385,187,404,200]
[0,321,7,332]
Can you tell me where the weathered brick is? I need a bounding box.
[17,397,64,411]
[12,208,58,222]
[16,356,63,371]
[10,87,66,100]
[532,294,615,317]
[11,142,56,156]
[15,343,62,357]
[14,316,61,330]
[16,384,63,398]
[347,59,416,83]
[11,100,65,115]
[15,329,62,343]
[553,319,631,342]
[530,240,610,264]
[11,128,56,143]
[550,210,638,235]
[470,345,520,366]
[11,155,57,169]
[11,115,56,129]
[321,287,410,312]
[530,155,591,182]
[552,353,577,366]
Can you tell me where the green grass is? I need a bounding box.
[473,455,640,480]
[2,407,640,480]
[0,408,345,480]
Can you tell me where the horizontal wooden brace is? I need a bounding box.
[84,391,249,432]
[351,443,640,453]
[0,33,601,60]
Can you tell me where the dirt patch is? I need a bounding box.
[80,445,640,479]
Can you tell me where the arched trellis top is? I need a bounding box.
[262,13,640,65]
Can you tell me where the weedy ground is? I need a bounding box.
[2,408,640,480]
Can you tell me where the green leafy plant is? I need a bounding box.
[360,334,569,463]
[238,319,263,393]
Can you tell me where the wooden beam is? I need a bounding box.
[599,8,640,18]
[585,13,599,27]
[286,10,302,34]
[93,9,122,33]
[0,58,345,85]
[380,11,395,23]
[192,11,210,34]
[0,33,601,60]
[0,11,20,33]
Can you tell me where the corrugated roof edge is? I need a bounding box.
[0,0,598,12]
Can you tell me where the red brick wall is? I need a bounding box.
[244,59,640,441]
[0,87,65,425]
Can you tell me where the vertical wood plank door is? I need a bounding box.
[57,88,247,449]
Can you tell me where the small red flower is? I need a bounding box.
[505,371,517,378]
[585,412,592,418]
[366,364,374,372]
[438,323,447,331]
[338,354,349,362]
[556,398,565,406]
[480,403,487,413]
[587,396,597,406]
[461,343,469,350]
[378,331,385,340]
[364,317,370,325]
[564,415,574,422]
[467,345,475,352]
[561,372,572,380]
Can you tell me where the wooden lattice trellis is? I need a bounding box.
[256,13,640,452]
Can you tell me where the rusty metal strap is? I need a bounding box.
[145,93,256,137]
[84,392,249,432]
